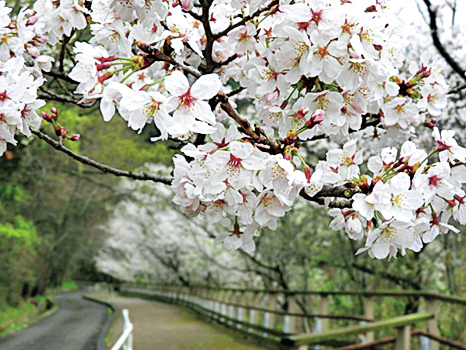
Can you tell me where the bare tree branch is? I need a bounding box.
[31,129,173,185]
[447,83,466,95]
[422,0,466,81]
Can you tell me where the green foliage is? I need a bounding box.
[0,216,39,307]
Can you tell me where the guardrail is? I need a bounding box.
[110,309,133,350]
[117,284,466,350]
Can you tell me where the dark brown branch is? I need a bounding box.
[137,43,202,78]
[422,0,466,81]
[200,0,215,72]
[44,69,78,84]
[212,0,279,41]
[31,129,173,185]
[38,91,95,108]
[226,86,245,97]
[447,83,466,95]
[214,53,238,68]
[182,9,202,21]
[219,94,282,154]
[59,30,75,72]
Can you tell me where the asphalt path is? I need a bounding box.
[0,290,108,350]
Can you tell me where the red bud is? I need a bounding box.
[69,134,81,141]
[305,167,311,182]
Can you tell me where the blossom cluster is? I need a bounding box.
[330,128,466,259]
[1,0,465,260]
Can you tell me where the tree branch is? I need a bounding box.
[38,90,95,108]
[137,43,202,78]
[218,94,282,154]
[300,187,354,209]
[44,69,78,84]
[31,129,173,185]
[214,53,238,68]
[422,0,466,81]
[447,83,466,95]
[200,0,215,72]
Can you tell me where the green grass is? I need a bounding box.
[59,281,79,292]
[0,296,57,337]
[47,280,79,295]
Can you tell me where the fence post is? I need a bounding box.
[426,298,439,350]
[286,294,299,334]
[263,293,277,336]
[363,296,374,342]
[248,291,260,333]
[319,294,329,332]
[395,325,411,350]
[236,290,245,329]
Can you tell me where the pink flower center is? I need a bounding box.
[180,89,195,107]
[436,141,451,151]
[0,91,9,102]
[229,154,242,169]
[311,9,323,24]
[428,175,441,187]
[297,21,310,31]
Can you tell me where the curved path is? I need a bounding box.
[90,292,267,350]
[0,290,108,350]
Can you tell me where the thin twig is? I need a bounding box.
[31,129,173,185]
[213,0,279,41]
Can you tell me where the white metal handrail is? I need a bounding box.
[110,309,133,350]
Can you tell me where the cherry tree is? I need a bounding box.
[2,0,466,261]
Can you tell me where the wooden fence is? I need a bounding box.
[117,284,466,350]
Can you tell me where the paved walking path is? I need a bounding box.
[0,290,108,350]
[90,292,267,350]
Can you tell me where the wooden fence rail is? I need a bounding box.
[114,284,466,350]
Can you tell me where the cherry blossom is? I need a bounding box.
[0,0,465,262]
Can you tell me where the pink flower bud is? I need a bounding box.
[26,46,39,59]
[180,0,193,11]
[283,154,291,161]
[305,109,325,129]
[311,109,325,123]
[98,56,118,63]
[96,62,112,71]
[69,134,81,141]
[265,90,279,104]
[35,35,48,44]
[305,167,311,182]
[26,16,39,26]
[295,105,310,120]
[51,107,58,114]
[41,111,53,122]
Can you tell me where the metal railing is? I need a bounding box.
[110,309,133,350]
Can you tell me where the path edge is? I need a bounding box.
[82,294,120,350]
